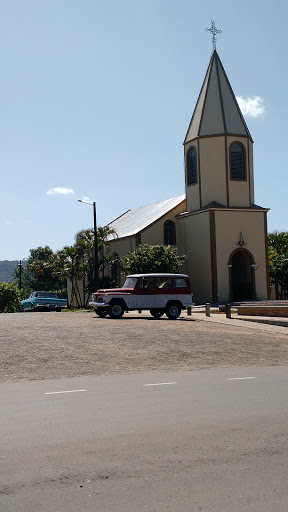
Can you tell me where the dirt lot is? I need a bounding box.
[1,310,288,383]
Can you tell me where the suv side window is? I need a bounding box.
[173,277,188,288]
[155,277,172,289]
[142,277,155,289]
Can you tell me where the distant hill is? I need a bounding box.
[0,260,19,282]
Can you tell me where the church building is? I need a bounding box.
[106,48,269,304]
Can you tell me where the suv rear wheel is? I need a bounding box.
[165,302,181,320]
[109,301,125,319]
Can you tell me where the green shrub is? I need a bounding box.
[122,244,186,275]
[0,282,21,313]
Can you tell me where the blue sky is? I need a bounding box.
[0,0,287,260]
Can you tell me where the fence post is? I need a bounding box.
[205,303,210,317]
[226,304,231,319]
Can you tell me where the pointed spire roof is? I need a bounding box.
[184,50,252,143]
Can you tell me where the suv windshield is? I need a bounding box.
[123,277,138,288]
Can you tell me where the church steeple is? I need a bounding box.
[184,50,255,212]
[184,50,252,144]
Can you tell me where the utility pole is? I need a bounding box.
[18,260,22,290]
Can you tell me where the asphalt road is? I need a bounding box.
[1,366,288,511]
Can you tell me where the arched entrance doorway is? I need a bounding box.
[229,249,256,301]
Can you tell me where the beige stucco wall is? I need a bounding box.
[227,135,252,208]
[198,136,227,209]
[185,135,255,212]
[178,211,212,304]
[141,201,186,246]
[248,139,255,204]
[185,140,200,212]
[215,210,268,301]
[108,236,137,260]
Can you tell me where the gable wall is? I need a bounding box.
[108,236,137,260]
[140,201,186,245]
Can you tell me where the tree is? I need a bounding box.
[63,226,118,308]
[56,245,83,308]
[268,231,288,299]
[0,282,21,313]
[97,226,118,280]
[122,244,186,276]
[12,226,118,308]
[13,246,65,298]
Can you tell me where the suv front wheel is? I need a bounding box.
[95,307,108,318]
[109,301,125,319]
[165,302,181,320]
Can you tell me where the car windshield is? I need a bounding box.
[37,292,59,298]
[123,277,138,288]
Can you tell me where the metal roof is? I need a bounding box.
[107,194,186,240]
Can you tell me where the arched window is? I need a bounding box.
[164,221,176,245]
[230,143,245,180]
[187,146,197,185]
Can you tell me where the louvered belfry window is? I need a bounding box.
[187,146,197,185]
[164,221,176,245]
[230,143,245,180]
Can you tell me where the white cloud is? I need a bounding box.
[236,96,265,118]
[47,187,75,196]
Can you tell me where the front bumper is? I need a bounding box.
[89,301,109,308]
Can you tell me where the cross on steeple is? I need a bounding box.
[206,20,222,51]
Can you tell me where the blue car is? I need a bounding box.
[21,291,67,312]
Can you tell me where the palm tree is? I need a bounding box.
[97,226,117,279]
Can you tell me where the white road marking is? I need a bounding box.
[144,382,177,387]
[227,377,256,381]
[45,389,87,395]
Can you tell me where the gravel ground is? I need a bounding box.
[1,310,288,383]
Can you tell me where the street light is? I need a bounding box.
[77,199,99,291]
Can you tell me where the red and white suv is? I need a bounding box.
[90,273,193,319]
